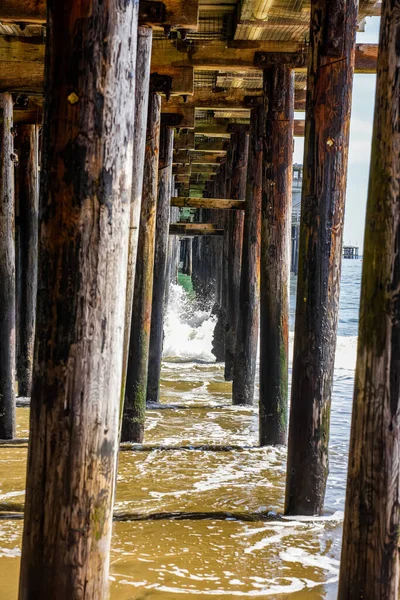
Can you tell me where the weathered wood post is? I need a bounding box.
[232,103,263,406]
[224,128,249,381]
[121,26,152,399]
[121,88,161,443]
[147,123,174,404]
[15,125,39,399]
[338,4,400,597]
[182,238,192,276]
[18,0,138,596]
[257,63,294,442]
[285,0,358,515]
[0,93,16,440]
[212,161,228,362]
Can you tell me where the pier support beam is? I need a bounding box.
[122,26,152,402]
[339,5,400,597]
[122,90,161,443]
[212,162,228,362]
[18,0,138,596]
[224,130,249,381]
[16,125,39,399]
[147,124,174,404]
[259,65,294,443]
[232,104,263,405]
[0,93,16,440]
[285,0,357,515]
[181,238,193,276]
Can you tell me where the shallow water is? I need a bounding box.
[0,260,362,599]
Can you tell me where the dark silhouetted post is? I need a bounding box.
[339,5,400,597]
[259,65,294,444]
[16,124,39,399]
[122,90,161,443]
[224,129,249,381]
[285,0,357,515]
[147,124,174,404]
[0,92,16,440]
[233,104,263,406]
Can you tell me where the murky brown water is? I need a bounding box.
[0,367,345,600]
[0,265,362,599]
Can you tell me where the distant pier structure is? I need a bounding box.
[291,164,302,274]
[343,245,359,259]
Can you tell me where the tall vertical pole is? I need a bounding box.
[0,93,16,440]
[16,125,39,399]
[232,104,263,406]
[121,26,152,402]
[212,160,227,362]
[18,0,138,596]
[121,90,161,443]
[147,124,174,404]
[259,66,294,443]
[285,0,357,515]
[224,129,249,381]
[339,4,400,597]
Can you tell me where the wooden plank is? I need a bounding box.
[173,164,191,175]
[171,197,245,209]
[0,0,46,23]
[161,66,193,96]
[195,138,228,152]
[170,225,223,236]
[164,87,306,111]
[0,38,379,92]
[150,39,377,73]
[0,0,199,28]
[172,222,219,231]
[161,105,194,127]
[174,129,194,150]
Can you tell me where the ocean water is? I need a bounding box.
[0,260,363,599]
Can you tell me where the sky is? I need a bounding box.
[293,16,380,251]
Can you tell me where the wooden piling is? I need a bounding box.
[232,104,263,406]
[285,0,357,515]
[259,65,294,443]
[15,125,39,399]
[224,130,249,381]
[181,238,193,276]
[339,4,400,597]
[147,125,174,404]
[212,161,228,362]
[121,91,161,444]
[0,92,16,440]
[18,0,138,596]
[122,26,152,401]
